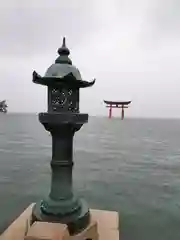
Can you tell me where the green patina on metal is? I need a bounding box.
[31,37,95,235]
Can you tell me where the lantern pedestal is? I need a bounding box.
[32,199,89,236]
[32,113,90,235]
[0,204,119,240]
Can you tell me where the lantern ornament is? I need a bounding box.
[32,37,95,235]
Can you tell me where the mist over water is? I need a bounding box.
[0,114,180,240]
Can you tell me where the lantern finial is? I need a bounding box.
[55,37,72,64]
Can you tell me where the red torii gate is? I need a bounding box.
[104,100,131,120]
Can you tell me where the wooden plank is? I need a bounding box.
[91,209,119,240]
[0,204,34,240]
[0,204,119,240]
[91,209,119,230]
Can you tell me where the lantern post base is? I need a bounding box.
[32,198,90,235]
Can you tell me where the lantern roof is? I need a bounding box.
[45,37,82,80]
[32,37,95,88]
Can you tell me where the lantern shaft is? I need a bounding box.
[50,130,74,200]
[32,119,90,235]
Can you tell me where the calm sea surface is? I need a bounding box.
[0,114,180,240]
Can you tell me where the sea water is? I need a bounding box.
[0,114,180,240]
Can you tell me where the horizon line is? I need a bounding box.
[4,112,180,120]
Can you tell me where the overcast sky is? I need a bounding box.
[0,0,180,118]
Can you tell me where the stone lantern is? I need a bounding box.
[32,37,95,235]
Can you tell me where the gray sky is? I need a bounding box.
[0,0,180,118]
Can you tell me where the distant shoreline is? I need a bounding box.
[3,113,180,120]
